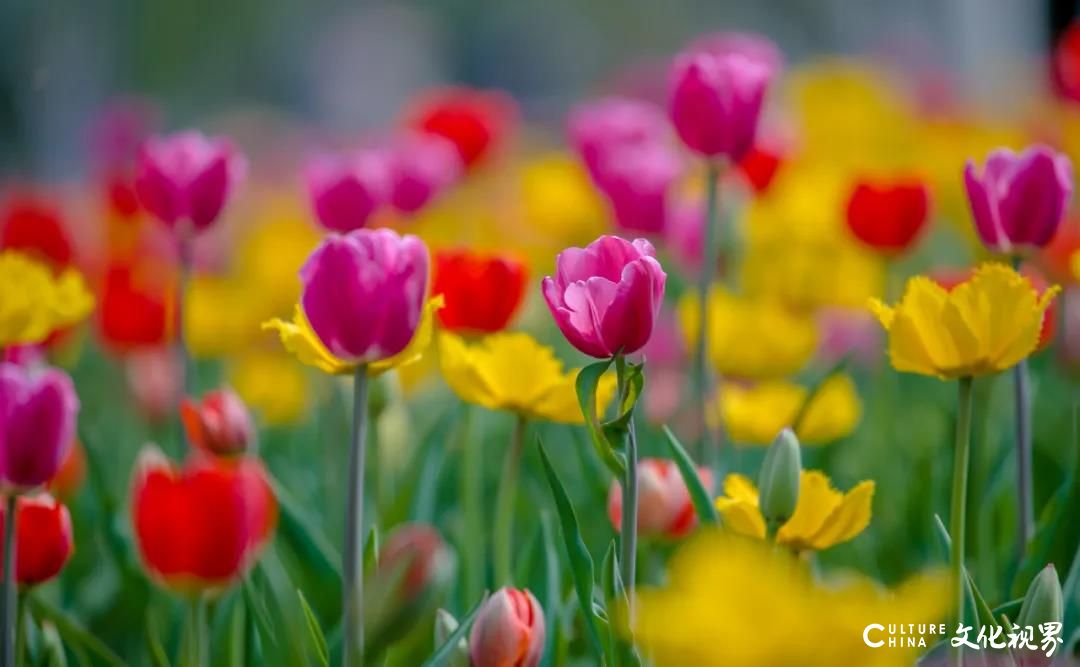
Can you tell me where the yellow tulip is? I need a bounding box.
[0,250,94,347]
[262,296,444,377]
[720,375,862,446]
[629,531,948,667]
[678,286,817,379]
[870,263,1058,379]
[437,330,615,424]
[715,470,874,552]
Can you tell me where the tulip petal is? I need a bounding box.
[776,470,842,549]
[807,480,875,550]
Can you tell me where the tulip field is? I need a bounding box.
[9,7,1080,667]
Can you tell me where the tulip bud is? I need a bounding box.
[1016,564,1063,630]
[433,609,470,667]
[469,587,545,667]
[0,493,74,586]
[758,428,801,530]
[608,458,713,539]
[181,387,255,456]
[0,363,78,492]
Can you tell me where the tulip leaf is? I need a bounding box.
[145,609,171,667]
[600,543,619,664]
[421,594,486,667]
[932,514,995,629]
[241,575,278,648]
[575,359,626,478]
[540,510,560,667]
[271,477,342,625]
[25,594,127,667]
[537,439,605,657]
[601,360,644,446]
[297,590,330,667]
[363,525,379,574]
[662,426,718,525]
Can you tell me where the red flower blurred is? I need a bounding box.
[0,494,74,586]
[608,458,713,539]
[0,193,73,269]
[433,249,527,333]
[1054,21,1080,103]
[931,265,1057,350]
[845,177,930,256]
[48,439,86,501]
[131,448,277,592]
[98,257,176,352]
[181,388,255,457]
[1040,217,1080,284]
[406,87,517,170]
[737,145,782,194]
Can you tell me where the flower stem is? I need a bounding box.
[950,376,974,667]
[615,354,638,620]
[0,494,14,667]
[459,404,484,606]
[494,414,527,586]
[343,365,370,667]
[175,230,194,455]
[1010,255,1034,552]
[185,595,207,667]
[694,162,721,460]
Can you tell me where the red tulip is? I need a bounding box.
[98,257,176,352]
[736,145,782,194]
[1054,21,1080,104]
[131,448,276,592]
[0,494,74,586]
[608,458,713,539]
[432,249,527,334]
[845,177,930,255]
[181,388,255,457]
[0,193,73,269]
[406,87,517,169]
[469,587,545,667]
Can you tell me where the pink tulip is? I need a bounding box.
[300,228,429,365]
[0,363,78,491]
[567,97,669,182]
[384,134,462,214]
[304,151,390,232]
[542,235,666,358]
[134,131,245,233]
[181,388,255,457]
[469,587,545,667]
[963,145,1074,253]
[608,458,713,539]
[593,141,682,234]
[663,198,706,271]
[668,32,779,160]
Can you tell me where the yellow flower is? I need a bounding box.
[0,250,94,347]
[715,470,874,552]
[184,276,256,359]
[234,202,322,318]
[870,263,1058,379]
[678,286,817,379]
[437,330,615,424]
[262,296,444,377]
[720,375,861,446]
[629,531,948,667]
[228,348,309,425]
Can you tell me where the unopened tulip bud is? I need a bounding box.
[433,609,470,667]
[469,587,545,667]
[0,493,74,586]
[1016,564,1063,629]
[181,387,255,456]
[608,458,713,539]
[758,428,801,530]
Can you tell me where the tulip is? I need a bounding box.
[301,228,429,365]
[469,587,545,667]
[0,494,73,585]
[131,447,276,592]
[542,235,666,358]
[736,144,782,193]
[668,33,778,160]
[406,87,517,169]
[304,151,390,232]
[98,254,176,353]
[1016,564,1063,630]
[758,428,801,530]
[592,141,683,234]
[0,194,72,269]
[1053,21,1080,103]
[433,249,526,334]
[567,97,669,183]
[433,609,470,667]
[180,387,255,456]
[0,251,93,349]
[125,348,182,424]
[0,363,78,492]
[845,177,930,255]
[384,133,462,214]
[963,145,1073,254]
[607,458,713,539]
[134,130,245,234]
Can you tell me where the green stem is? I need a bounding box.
[460,405,484,606]
[343,365,370,667]
[185,595,207,667]
[12,594,22,667]
[614,354,638,620]
[1,494,16,667]
[950,376,974,667]
[695,162,721,462]
[1010,255,1033,552]
[175,228,194,454]
[494,415,527,587]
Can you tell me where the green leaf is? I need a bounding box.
[297,590,330,667]
[241,575,277,648]
[662,426,718,525]
[932,514,996,629]
[537,439,604,657]
[575,360,626,478]
[363,525,380,575]
[539,511,560,667]
[144,609,171,667]
[39,622,68,667]
[600,543,619,665]
[271,476,342,624]
[25,594,127,667]
[421,594,486,667]
[601,362,643,446]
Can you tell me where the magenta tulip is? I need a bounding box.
[593,141,682,234]
[300,228,429,365]
[304,151,390,232]
[385,134,462,214]
[567,98,669,182]
[134,130,244,233]
[668,32,778,160]
[542,235,666,358]
[0,363,78,491]
[963,145,1074,253]
[469,587,545,667]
